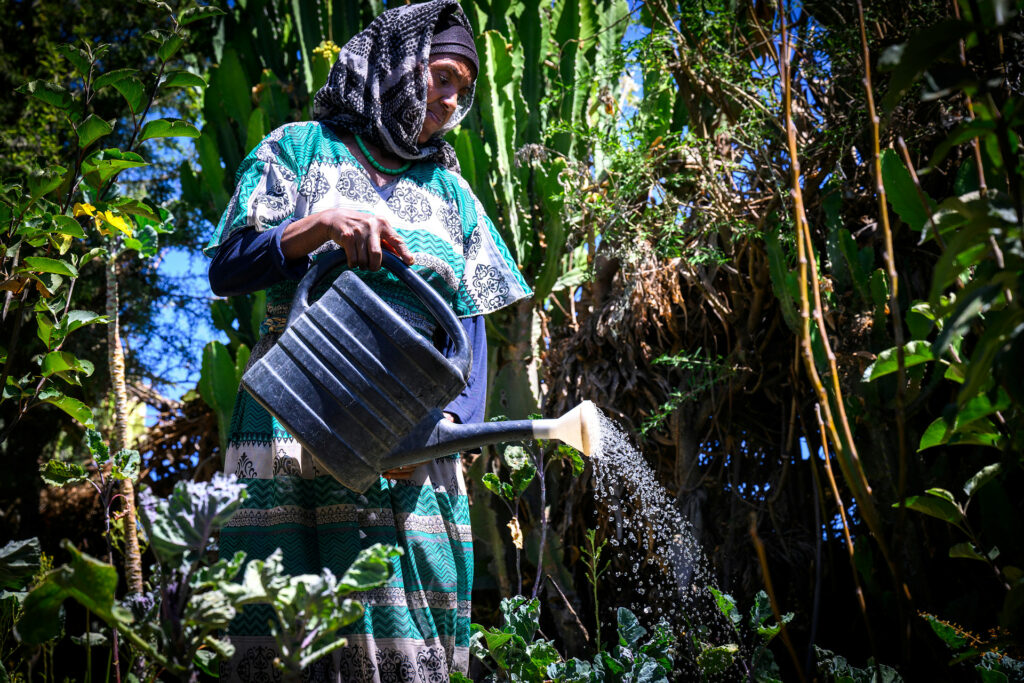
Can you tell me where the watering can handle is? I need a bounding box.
[286,249,473,383]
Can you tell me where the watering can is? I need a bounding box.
[239,249,601,493]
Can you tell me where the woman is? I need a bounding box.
[205,1,531,680]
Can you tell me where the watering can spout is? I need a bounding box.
[380,400,603,471]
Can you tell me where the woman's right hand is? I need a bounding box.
[281,207,415,271]
[320,207,415,271]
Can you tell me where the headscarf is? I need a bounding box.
[312,0,476,172]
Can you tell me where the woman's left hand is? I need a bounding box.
[382,412,457,480]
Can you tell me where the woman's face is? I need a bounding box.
[418,55,474,144]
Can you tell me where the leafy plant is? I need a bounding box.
[688,588,792,682]
[10,473,398,681]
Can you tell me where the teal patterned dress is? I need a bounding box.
[206,122,531,682]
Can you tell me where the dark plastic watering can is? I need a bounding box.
[240,249,600,493]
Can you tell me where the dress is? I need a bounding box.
[205,121,531,681]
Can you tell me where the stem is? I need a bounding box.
[855,4,913,646]
[748,513,806,683]
[106,249,144,594]
[531,447,548,600]
[815,403,878,659]
[780,0,896,578]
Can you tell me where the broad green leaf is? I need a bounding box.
[881,148,934,231]
[0,538,41,590]
[949,542,987,562]
[179,5,226,25]
[337,543,400,593]
[15,541,132,644]
[245,108,269,154]
[85,428,109,462]
[198,340,242,451]
[40,459,89,487]
[918,417,953,451]
[27,166,67,200]
[897,491,963,526]
[964,463,1002,496]
[36,313,54,348]
[862,341,935,382]
[42,395,95,428]
[157,34,185,62]
[110,197,162,222]
[137,472,247,563]
[112,77,145,114]
[162,70,207,89]
[709,586,741,625]
[56,44,92,78]
[139,118,201,142]
[109,450,140,481]
[18,80,72,110]
[41,351,94,381]
[81,149,148,188]
[62,310,108,336]
[877,20,972,111]
[123,223,159,257]
[697,643,738,675]
[922,613,970,650]
[22,256,77,278]
[52,215,86,238]
[481,472,504,498]
[75,115,113,149]
[617,607,646,650]
[94,68,138,90]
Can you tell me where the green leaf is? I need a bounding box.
[42,395,95,428]
[27,166,68,201]
[481,472,505,498]
[337,543,400,594]
[109,450,140,481]
[697,643,738,676]
[52,215,86,238]
[897,490,964,526]
[137,472,247,564]
[878,20,972,111]
[41,351,94,385]
[18,80,72,110]
[81,149,149,188]
[965,463,1002,496]
[922,613,970,650]
[94,68,138,90]
[139,118,201,142]
[861,341,935,382]
[245,108,269,154]
[617,607,646,650]
[179,5,226,25]
[75,114,114,149]
[709,586,741,625]
[56,44,92,78]
[85,429,109,463]
[40,459,89,487]
[0,538,41,590]
[881,148,934,231]
[22,256,77,278]
[15,541,132,644]
[112,77,146,114]
[198,340,243,451]
[161,70,207,89]
[157,34,185,62]
[949,542,987,562]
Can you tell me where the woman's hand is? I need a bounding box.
[281,207,415,271]
[320,207,415,271]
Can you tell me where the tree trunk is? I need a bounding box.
[106,255,144,594]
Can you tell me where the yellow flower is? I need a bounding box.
[73,202,97,217]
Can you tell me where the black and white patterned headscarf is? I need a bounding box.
[312,0,475,172]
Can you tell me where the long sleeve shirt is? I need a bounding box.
[208,222,487,425]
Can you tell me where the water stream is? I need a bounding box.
[589,413,727,674]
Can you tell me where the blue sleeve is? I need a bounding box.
[208,221,310,297]
[439,315,487,425]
